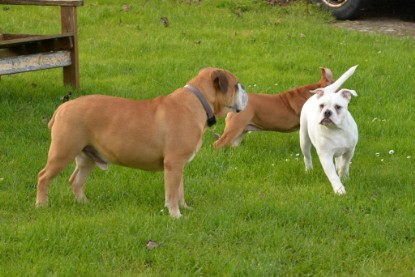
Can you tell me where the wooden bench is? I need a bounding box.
[0,0,83,89]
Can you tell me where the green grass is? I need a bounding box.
[1,0,415,275]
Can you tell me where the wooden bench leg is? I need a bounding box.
[61,6,80,89]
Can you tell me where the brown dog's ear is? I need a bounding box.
[320,67,333,83]
[211,70,228,93]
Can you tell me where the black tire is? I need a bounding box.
[310,0,369,20]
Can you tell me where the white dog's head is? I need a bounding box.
[313,89,357,127]
[310,65,358,127]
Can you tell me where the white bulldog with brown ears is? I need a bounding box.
[300,65,358,194]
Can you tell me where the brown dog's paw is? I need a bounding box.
[35,201,48,208]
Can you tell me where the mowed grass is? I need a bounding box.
[1,0,414,275]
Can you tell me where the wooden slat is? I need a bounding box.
[0,0,83,7]
[0,51,71,75]
[0,33,73,48]
[0,0,82,88]
[0,34,73,58]
[1,34,34,40]
[61,5,79,88]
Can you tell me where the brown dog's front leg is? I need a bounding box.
[163,159,185,218]
[178,177,191,209]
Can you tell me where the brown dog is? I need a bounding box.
[36,68,248,218]
[214,68,333,148]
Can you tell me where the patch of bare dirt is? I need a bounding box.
[333,19,415,38]
[332,1,415,38]
[266,0,415,38]
[266,0,300,6]
[267,0,415,38]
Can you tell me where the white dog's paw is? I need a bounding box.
[303,157,313,171]
[334,186,346,195]
[305,166,313,172]
[305,164,313,172]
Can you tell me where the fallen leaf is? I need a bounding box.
[160,17,169,27]
[146,240,158,250]
[121,4,132,12]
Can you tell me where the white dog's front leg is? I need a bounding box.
[318,153,346,195]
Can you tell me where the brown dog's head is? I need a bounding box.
[190,68,248,117]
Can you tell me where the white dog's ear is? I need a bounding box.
[311,88,326,99]
[339,89,357,101]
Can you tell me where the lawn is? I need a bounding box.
[0,0,414,275]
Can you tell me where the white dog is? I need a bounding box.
[300,65,358,194]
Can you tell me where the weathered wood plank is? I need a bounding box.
[0,0,82,88]
[0,33,73,48]
[0,0,83,7]
[0,51,71,75]
[61,6,79,88]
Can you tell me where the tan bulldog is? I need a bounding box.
[214,67,333,148]
[36,68,248,218]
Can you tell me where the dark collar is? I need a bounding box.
[184,84,216,127]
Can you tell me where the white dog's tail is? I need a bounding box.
[325,65,358,93]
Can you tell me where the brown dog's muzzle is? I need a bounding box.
[234,83,248,112]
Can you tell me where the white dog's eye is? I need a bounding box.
[335,105,342,111]
[319,104,324,110]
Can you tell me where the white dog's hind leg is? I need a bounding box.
[318,153,346,195]
[337,150,355,179]
[300,127,313,171]
[335,156,343,176]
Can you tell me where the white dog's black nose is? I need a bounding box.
[324,110,332,118]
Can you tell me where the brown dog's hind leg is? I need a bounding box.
[36,129,86,207]
[36,154,76,207]
[69,152,96,203]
